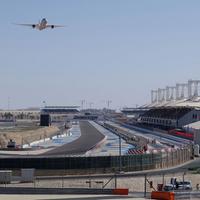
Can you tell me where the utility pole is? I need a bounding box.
[183,171,186,190]
[119,134,122,172]
[89,102,94,109]
[144,174,147,197]
[81,100,85,110]
[7,97,10,111]
[42,100,47,108]
[106,100,112,109]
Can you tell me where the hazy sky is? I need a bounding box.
[1,1,200,109]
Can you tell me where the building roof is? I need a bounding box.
[145,97,200,109]
[43,106,79,109]
[41,106,80,114]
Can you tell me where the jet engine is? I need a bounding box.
[51,25,54,29]
[32,24,36,28]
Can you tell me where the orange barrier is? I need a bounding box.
[112,188,129,195]
[151,191,174,200]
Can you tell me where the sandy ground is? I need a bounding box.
[0,173,200,200]
[0,126,59,148]
[1,171,200,193]
[0,170,200,199]
[0,148,54,155]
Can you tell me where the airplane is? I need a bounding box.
[14,18,65,31]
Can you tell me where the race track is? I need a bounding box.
[43,120,105,156]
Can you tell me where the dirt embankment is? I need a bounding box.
[0,126,59,148]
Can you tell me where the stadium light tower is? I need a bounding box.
[158,88,162,102]
[81,99,85,110]
[151,90,158,103]
[7,97,10,111]
[188,80,193,98]
[114,129,122,172]
[119,133,122,172]
[42,100,47,108]
[106,100,112,109]
[89,102,94,109]
[165,87,169,101]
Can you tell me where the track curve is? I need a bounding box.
[42,120,105,156]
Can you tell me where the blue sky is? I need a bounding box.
[1,1,200,109]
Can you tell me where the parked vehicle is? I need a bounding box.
[163,178,192,191]
[177,181,192,190]
[163,184,174,191]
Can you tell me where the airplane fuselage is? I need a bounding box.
[15,18,64,31]
[37,18,48,30]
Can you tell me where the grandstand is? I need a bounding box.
[140,107,198,129]
[41,106,80,122]
[121,107,148,116]
[139,79,200,129]
[41,106,80,114]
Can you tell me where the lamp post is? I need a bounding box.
[183,171,186,190]
[114,129,122,189]
[116,129,122,172]
[175,107,178,128]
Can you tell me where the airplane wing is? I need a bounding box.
[46,24,65,29]
[13,23,38,28]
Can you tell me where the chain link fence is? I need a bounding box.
[0,146,192,174]
[1,169,200,199]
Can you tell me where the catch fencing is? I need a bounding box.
[1,168,200,199]
[0,146,192,173]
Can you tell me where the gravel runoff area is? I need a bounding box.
[43,120,105,155]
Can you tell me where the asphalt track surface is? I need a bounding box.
[43,121,105,156]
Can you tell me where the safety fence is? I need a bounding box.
[1,168,200,199]
[0,146,192,173]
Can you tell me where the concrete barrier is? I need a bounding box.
[151,191,175,200]
[0,187,130,195]
[112,188,129,195]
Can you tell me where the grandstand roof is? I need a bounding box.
[121,107,149,112]
[43,106,79,109]
[41,106,80,114]
[145,97,200,109]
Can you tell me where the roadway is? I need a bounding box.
[43,120,105,156]
[104,121,191,150]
